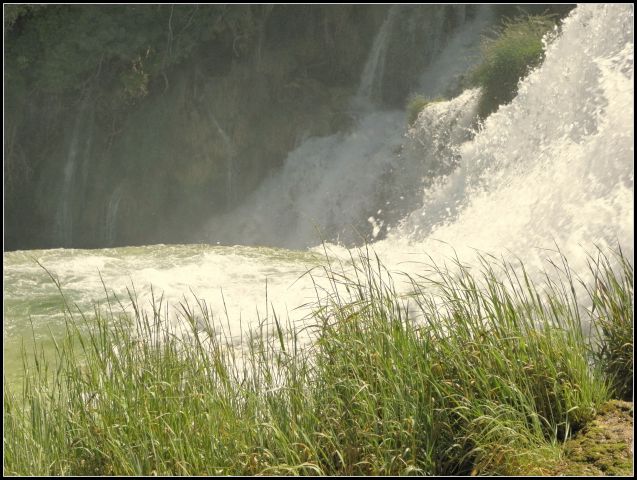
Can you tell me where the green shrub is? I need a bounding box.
[494,4,576,21]
[471,14,557,119]
[405,94,444,125]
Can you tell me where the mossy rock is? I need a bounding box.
[470,14,557,119]
[548,400,633,476]
[406,94,445,125]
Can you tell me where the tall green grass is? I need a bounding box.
[4,247,632,475]
[583,247,633,400]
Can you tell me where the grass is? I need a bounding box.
[470,14,558,119]
[3,246,632,475]
[584,246,633,400]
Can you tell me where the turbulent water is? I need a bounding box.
[378,3,634,276]
[4,5,634,380]
[3,244,325,382]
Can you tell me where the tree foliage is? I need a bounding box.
[5,5,268,106]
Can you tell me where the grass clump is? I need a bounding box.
[3,246,633,476]
[406,94,445,125]
[471,14,557,119]
[584,247,634,400]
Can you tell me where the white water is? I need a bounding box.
[372,4,634,280]
[3,245,325,383]
[208,111,405,248]
[4,5,634,372]
[206,3,408,248]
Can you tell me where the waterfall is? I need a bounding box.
[416,6,494,98]
[54,99,94,247]
[204,6,490,248]
[208,111,405,248]
[104,184,124,247]
[353,5,480,108]
[201,2,632,285]
[208,111,236,209]
[379,88,481,236]
[353,6,399,107]
[375,3,634,277]
[4,4,633,389]
[55,130,79,246]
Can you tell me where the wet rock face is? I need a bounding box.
[108,18,376,248]
[5,6,385,250]
[378,5,475,108]
[5,4,480,250]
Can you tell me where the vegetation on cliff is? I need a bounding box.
[405,94,446,125]
[470,13,559,119]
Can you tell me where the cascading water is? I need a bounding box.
[205,5,486,248]
[55,140,77,246]
[374,3,633,279]
[204,4,405,248]
[416,6,494,98]
[208,111,405,248]
[104,184,124,247]
[208,112,237,209]
[380,88,482,238]
[54,99,94,247]
[353,5,398,107]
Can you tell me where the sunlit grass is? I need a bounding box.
[584,246,633,400]
[3,246,632,475]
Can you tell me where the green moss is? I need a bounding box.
[598,399,633,416]
[494,4,576,21]
[551,400,633,476]
[405,94,445,125]
[566,438,632,475]
[470,14,557,119]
